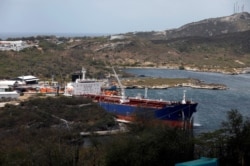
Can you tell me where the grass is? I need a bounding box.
[121,77,197,87]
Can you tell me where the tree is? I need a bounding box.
[221,110,250,166]
[195,109,250,166]
[104,124,194,166]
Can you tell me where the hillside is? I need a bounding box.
[0,96,117,165]
[133,12,250,40]
[0,12,250,80]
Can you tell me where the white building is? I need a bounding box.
[0,85,19,99]
[12,75,39,85]
[0,40,33,51]
[0,80,23,86]
[110,35,126,40]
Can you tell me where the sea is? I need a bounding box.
[123,68,250,134]
[0,33,111,40]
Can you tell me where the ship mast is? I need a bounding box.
[112,67,128,103]
[81,67,86,80]
[181,90,186,104]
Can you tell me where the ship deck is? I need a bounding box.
[83,94,195,109]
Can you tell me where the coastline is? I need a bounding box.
[120,77,228,90]
[122,82,228,90]
[119,66,232,90]
[122,66,250,75]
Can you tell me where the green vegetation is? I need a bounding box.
[0,96,194,165]
[1,31,250,80]
[0,36,113,80]
[0,96,249,165]
[195,109,250,166]
[0,96,116,165]
[122,77,198,87]
[0,16,249,165]
[104,124,194,166]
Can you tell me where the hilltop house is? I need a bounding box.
[11,75,39,85]
[0,40,35,51]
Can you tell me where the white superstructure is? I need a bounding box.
[64,67,104,96]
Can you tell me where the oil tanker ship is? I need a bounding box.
[64,67,198,128]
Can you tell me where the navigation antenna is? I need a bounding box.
[181,90,186,104]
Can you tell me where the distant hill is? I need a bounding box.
[132,12,250,40]
[0,12,250,80]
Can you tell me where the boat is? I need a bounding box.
[64,67,198,128]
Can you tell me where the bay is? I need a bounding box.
[123,68,250,133]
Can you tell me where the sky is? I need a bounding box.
[0,0,250,36]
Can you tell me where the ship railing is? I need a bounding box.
[157,105,194,120]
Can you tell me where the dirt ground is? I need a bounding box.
[18,93,35,101]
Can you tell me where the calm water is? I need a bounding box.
[123,68,250,133]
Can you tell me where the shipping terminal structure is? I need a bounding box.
[64,67,198,128]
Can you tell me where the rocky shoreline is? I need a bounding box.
[177,82,227,90]
[119,65,250,90]
[123,66,250,75]
[123,83,227,90]
[121,77,228,90]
